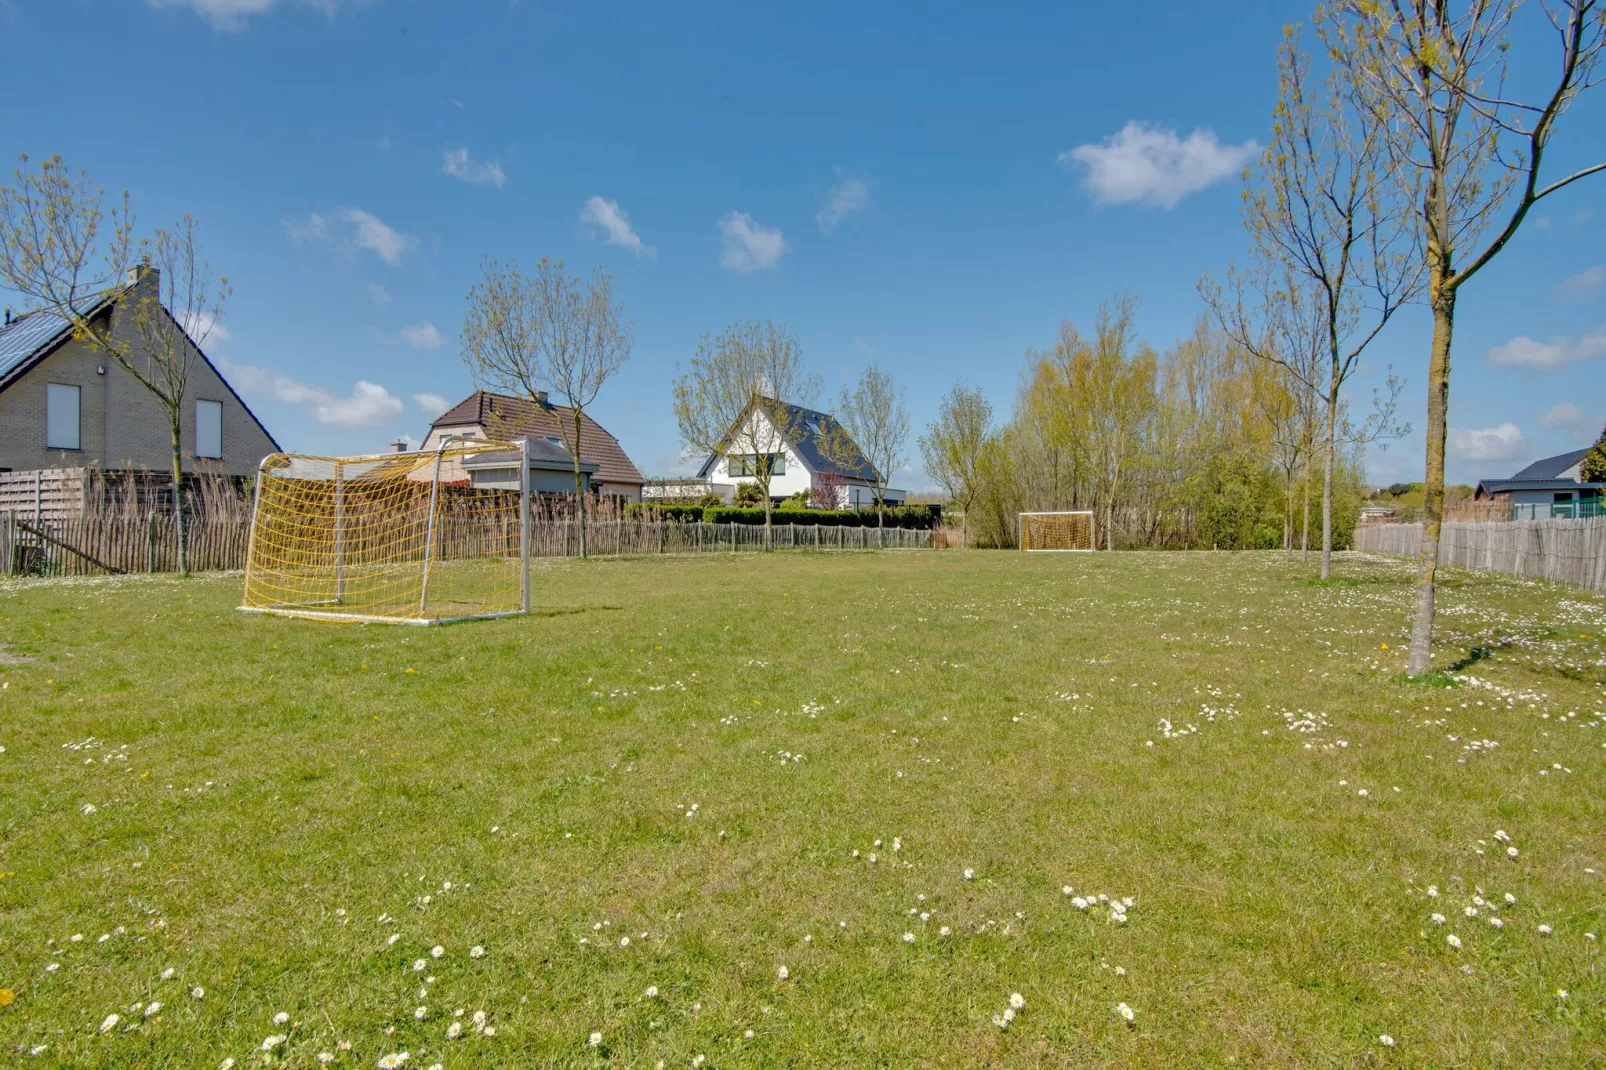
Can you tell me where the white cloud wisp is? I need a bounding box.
[717,212,787,272]
[1059,121,1259,209]
[580,196,654,259]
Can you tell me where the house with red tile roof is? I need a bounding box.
[422,390,644,501]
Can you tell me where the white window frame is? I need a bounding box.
[195,399,223,459]
[46,383,81,450]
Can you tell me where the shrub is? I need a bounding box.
[701,505,937,528]
[625,503,704,522]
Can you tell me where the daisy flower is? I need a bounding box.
[1009,993,1025,1009]
[430,946,445,958]
[902,932,916,943]
[777,965,789,980]
[1379,1034,1395,1047]
[1116,1002,1135,1023]
[469,946,485,958]
[588,1031,602,1047]
[1446,934,1462,949]
[99,1014,120,1033]
[1538,924,1552,935]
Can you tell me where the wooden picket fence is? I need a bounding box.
[1353,517,1606,594]
[0,514,932,577]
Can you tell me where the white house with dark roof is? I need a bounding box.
[1474,447,1604,518]
[693,397,906,508]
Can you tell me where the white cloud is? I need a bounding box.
[368,283,391,306]
[1559,265,1605,300]
[717,212,787,272]
[413,392,450,418]
[580,196,654,259]
[400,321,445,349]
[315,380,405,427]
[147,0,362,32]
[220,359,404,428]
[286,207,416,266]
[1538,402,1599,443]
[1447,422,1527,463]
[1059,121,1259,209]
[1487,327,1606,370]
[443,148,506,189]
[177,310,230,347]
[817,170,871,232]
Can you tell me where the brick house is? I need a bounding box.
[422,390,644,501]
[0,269,279,481]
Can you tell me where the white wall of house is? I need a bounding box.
[704,408,813,501]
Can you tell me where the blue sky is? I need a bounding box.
[1,0,1602,487]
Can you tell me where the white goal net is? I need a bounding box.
[1019,511,1095,552]
[240,437,530,624]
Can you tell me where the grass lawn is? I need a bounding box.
[1,550,1603,1067]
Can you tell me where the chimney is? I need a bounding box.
[4,308,10,327]
[124,255,155,288]
[534,390,549,406]
[392,438,409,453]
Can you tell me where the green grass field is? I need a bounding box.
[2,550,1603,1067]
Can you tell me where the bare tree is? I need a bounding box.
[1206,29,1418,580]
[831,364,909,525]
[461,256,632,558]
[1324,0,1605,675]
[919,383,992,548]
[0,155,229,574]
[672,320,819,547]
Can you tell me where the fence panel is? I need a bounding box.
[1354,517,1606,594]
[0,513,933,577]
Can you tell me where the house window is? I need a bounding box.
[728,453,786,477]
[196,400,223,459]
[1553,491,1576,502]
[46,383,80,450]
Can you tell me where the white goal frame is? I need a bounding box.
[1018,510,1096,552]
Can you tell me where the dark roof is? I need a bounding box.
[1510,448,1591,480]
[459,435,599,474]
[0,289,281,452]
[1476,477,1606,497]
[431,390,643,487]
[0,297,112,388]
[695,397,879,482]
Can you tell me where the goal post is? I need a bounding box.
[1019,510,1095,552]
[240,436,530,625]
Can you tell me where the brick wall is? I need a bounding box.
[0,285,278,477]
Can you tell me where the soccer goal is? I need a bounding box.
[1019,511,1095,552]
[240,437,530,625]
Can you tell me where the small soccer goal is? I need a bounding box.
[240,437,530,625]
[1019,511,1095,552]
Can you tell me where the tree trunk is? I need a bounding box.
[1301,476,1310,558]
[762,483,773,550]
[960,509,968,550]
[1321,377,1337,581]
[1408,281,1456,677]
[573,410,588,559]
[169,416,188,575]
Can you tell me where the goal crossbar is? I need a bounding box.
[240,436,531,625]
[1018,510,1095,552]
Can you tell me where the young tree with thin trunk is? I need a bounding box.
[1207,28,1418,580]
[0,155,228,574]
[461,256,632,559]
[919,383,992,549]
[673,320,818,547]
[831,364,909,525]
[1323,0,1605,675]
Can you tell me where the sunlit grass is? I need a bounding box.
[1,550,1602,1066]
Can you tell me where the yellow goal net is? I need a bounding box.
[240,437,529,624]
[1019,511,1095,552]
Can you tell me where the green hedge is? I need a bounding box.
[703,506,936,528]
[624,503,705,522]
